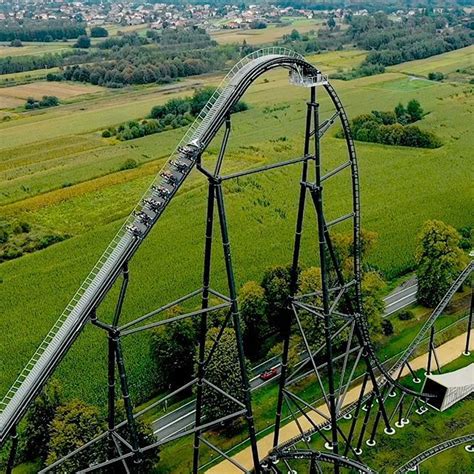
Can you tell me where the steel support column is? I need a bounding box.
[273,86,315,449]
[215,183,260,473]
[5,427,18,474]
[192,182,216,474]
[464,289,473,355]
[308,89,340,473]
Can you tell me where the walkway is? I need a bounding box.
[206,332,473,473]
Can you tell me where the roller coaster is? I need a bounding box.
[1,48,472,473]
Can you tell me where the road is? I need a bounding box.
[151,356,281,440]
[384,277,418,317]
[151,278,419,440]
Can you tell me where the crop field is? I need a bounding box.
[0,81,104,109]
[0,41,72,57]
[310,49,367,74]
[0,95,23,109]
[210,18,322,45]
[0,67,61,87]
[0,47,472,414]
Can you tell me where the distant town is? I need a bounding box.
[0,0,464,32]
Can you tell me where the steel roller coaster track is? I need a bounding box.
[1,49,472,473]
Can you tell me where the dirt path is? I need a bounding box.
[206,332,473,473]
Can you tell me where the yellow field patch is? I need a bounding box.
[211,20,322,45]
[0,41,71,57]
[0,95,24,108]
[0,158,165,216]
[0,81,104,102]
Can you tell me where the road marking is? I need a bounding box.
[385,290,417,308]
[385,292,418,316]
[151,398,195,426]
[153,408,196,434]
[384,284,417,302]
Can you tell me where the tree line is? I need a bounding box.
[55,46,238,88]
[0,49,92,75]
[0,19,86,42]
[347,100,442,149]
[279,11,473,79]
[0,381,158,472]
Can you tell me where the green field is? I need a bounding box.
[388,45,474,82]
[0,47,472,410]
[0,41,72,57]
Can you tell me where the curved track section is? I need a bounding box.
[0,47,321,445]
[394,434,474,473]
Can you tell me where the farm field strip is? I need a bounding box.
[387,44,474,76]
[210,19,322,45]
[0,81,104,101]
[0,41,72,57]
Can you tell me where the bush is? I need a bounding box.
[39,95,59,107]
[428,72,444,81]
[10,39,22,47]
[90,26,108,38]
[74,35,91,49]
[398,310,414,321]
[101,129,112,138]
[381,319,394,336]
[0,228,9,244]
[13,221,31,234]
[120,159,138,170]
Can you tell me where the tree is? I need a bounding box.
[394,102,410,125]
[150,308,196,390]
[46,399,104,472]
[74,35,91,49]
[416,220,464,307]
[200,328,248,424]
[327,16,336,31]
[297,267,325,350]
[261,265,293,333]
[90,26,108,38]
[24,380,62,463]
[360,271,386,341]
[406,99,424,122]
[239,281,269,360]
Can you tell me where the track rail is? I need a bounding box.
[394,434,474,473]
[0,48,321,445]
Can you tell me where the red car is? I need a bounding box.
[260,367,278,381]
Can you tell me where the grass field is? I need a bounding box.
[388,45,474,81]
[0,46,472,448]
[210,18,323,45]
[0,41,72,57]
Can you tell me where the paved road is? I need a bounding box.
[384,277,418,317]
[151,356,281,440]
[151,277,419,439]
